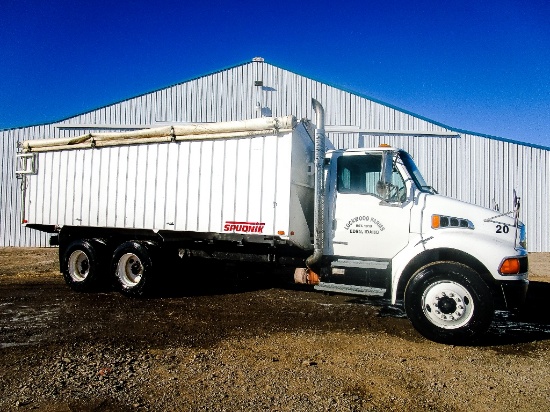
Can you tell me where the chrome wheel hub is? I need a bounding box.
[422,281,474,329]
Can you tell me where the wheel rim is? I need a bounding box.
[421,280,474,329]
[116,253,143,288]
[68,250,90,282]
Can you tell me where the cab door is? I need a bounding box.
[329,152,413,260]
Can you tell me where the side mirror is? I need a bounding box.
[381,152,393,186]
[376,152,394,202]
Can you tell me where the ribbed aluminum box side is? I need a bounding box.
[24,125,314,249]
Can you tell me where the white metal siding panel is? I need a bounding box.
[221,139,238,229]
[273,134,292,236]
[234,139,251,226]
[261,136,279,225]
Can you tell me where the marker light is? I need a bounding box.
[431,214,474,230]
[499,258,521,275]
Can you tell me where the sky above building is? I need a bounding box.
[1,0,549,147]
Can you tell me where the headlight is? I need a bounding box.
[431,214,474,230]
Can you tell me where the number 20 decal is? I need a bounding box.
[496,224,509,234]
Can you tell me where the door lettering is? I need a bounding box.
[344,215,385,235]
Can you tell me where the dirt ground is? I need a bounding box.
[1,248,549,411]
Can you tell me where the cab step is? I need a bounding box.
[314,282,386,297]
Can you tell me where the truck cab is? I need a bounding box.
[316,146,528,343]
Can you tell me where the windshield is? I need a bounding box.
[398,151,435,193]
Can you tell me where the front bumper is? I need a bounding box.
[500,279,529,310]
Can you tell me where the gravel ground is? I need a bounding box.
[1,248,549,411]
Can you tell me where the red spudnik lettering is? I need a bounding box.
[224,221,265,233]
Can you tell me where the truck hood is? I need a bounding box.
[423,194,516,228]
[420,194,523,248]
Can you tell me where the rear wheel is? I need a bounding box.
[112,241,155,297]
[61,239,104,292]
[404,262,494,344]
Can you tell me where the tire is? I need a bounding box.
[404,262,494,344]
[61,239,104,292]
[111,241,156,297]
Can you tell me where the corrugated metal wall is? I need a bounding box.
[1,125,55,247]
[1,60,549,250]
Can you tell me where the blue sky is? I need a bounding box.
[1,0,549,147]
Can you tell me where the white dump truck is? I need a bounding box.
[16,100,528,344]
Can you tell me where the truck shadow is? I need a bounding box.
[151,264,286,297]
[370,281,550,345]
[152,267,550,345]
[481,280,550,345]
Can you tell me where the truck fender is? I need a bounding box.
[392,247,494,304]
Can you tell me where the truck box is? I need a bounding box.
[20,116,315,250]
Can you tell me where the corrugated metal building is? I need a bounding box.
[2,59,549,250]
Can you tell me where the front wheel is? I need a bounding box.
[404,262,494,344]
[112,241,156,297]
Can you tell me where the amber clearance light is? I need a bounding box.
[499,258,520,275]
